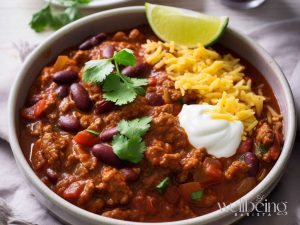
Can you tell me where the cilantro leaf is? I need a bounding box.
[86,129,100,135]
[30,4,52,32]
[259,143,269,154]
[155,177,170,193]
[113,49,136,66]
[112,117,152,164]
[103,75,137,105]
[112,135,145,163]
[130,78,149,87]
[29,3,81,32]
[130,78,148,95]
[83,59,114,83]
[191,191,204,201]
[117,116,152,139]
[82,48,148,105]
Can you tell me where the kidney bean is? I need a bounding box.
[95,100,115,114]
[240,152,259,176]
[102,45,115,58]
[121,66,135,76]
[70,83,92,112]
[58,115,81,132]
[94,32,107,42]
[237,138,253,154]
[146,92,164,106]
[92,144,122,167]
[121,62,147,77]
[46,168,58,183]
[56,85,69,99]
[78,33,107,50]
[120,168,139,182]
[53,70,78,84]
[100,127,119,141]
[79,39,94,50]
[25,94,41,107]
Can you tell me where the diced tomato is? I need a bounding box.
[204,162,223,183]
[63,181,85,200]
[21,99,47,121]
[268,142,281,161]
[147,78,157,86]
[194,158,223,184]
[73,130,100,147]
[179,182,202,202]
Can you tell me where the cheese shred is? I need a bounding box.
[143,40,271,134]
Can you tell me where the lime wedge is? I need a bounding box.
[145,3,229,47]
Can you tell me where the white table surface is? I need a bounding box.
[1,1,300,225]
[1,0,300,44]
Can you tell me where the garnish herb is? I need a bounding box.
[53,124,61,131]
[83,49,148,105]
[29,0,90,32]
[191,191,204,201]
[112,116,152,163]
[86,129,100,135]
[259,143,268,154]
[58,0,92,6]
[155,177,170,193]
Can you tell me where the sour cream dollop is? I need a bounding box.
[178,104,243,158]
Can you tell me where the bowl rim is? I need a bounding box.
[8,6,297,225]
[44,0,134,9]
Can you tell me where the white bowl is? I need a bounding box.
[8,6,296,225]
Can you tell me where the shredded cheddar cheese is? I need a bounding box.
[142,40,268,135]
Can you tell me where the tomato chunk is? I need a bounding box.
[21,99,46,121]
[73,130,100,147]
[63,181,85,200]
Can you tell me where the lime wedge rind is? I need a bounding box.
[145,3,229,47]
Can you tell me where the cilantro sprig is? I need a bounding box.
[86,129,100,135]
[83,48,148,105]
[112,116,152,163]
[191,191,204,201]
[258,143,269,154]
[29,0,90,32]
[155,177,170,193]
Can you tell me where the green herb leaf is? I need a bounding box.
[103,75,137,105]
[86,129,100,135]
[259,143,268,154]
[83,59,114,83]
[29,3,81,32]
[112,135,145,163]
[112,117,152,164]
[58,0,92,6]
[117,116,152,139]
[191,191,204,201]
[155,177,170,193]
[82,48,148,105]
[113,49,136,66]
[53,124,61,131]
[29,4,52,32]
[129,77,149,87]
